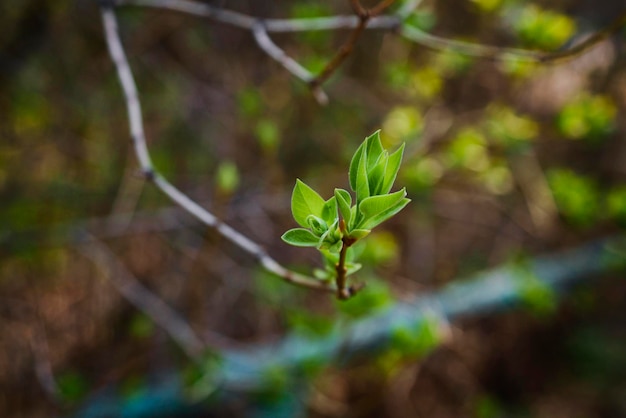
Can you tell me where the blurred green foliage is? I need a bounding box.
[607,186,626,227]
[129,313,155,339]
[216,160,240,194]
[485,104,538,150]
[388,315,442,358]
[382,106,424,146]
[472,394,505,418]
[335,279,393,318]
[547,169,601,227]
[514,262,557,316]
[57,371,89,404]
[513,4,576,49]
[557,93,617,142]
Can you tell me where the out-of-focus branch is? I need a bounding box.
[73,235,626,418]
[116,0,402,32]
[100,6,334,294]
[252,22,329,105]
[117,0,626,68]
[79,232,206,359]
[309,0,395,90]
[401,10,626,63]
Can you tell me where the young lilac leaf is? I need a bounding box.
[355,146,370,203]
[317,219,341,250]
[306,215,328,236]
[326,240,343,253]
[368,151,388,196]
[359,188,407,220]
[291,179,326,228]
[345,262,362,277]
[348,205,359,231]
[317,234,341,252]
[365,130,385,168]
[349,141,366,192]
[321,196,338,225]
[281,228,320,247]
[359,197,411,230]
[348,228,371,240]
[334,188,352,225]
[313,268,332,281]
[321,249,339,266]
[380,143,405,195]
[329,219,342,242]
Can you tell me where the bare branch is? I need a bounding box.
[118,0,626,65]
[401,10,626,63]
[100,6,335,293]
[309,0,396,87]
[252,22,329,105]
[117,0,400,32]
[309,14,368,89]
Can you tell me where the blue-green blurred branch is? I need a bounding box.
[73,235,626,418]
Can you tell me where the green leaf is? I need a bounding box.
[368,152,388,196]
[306,215,328,236]
[355,146,370,203]
[317,219,341,249]
[359,196,410,230]
[344,262,362,276]
[348,229,371,240]
[334,188,352,225]
[365,130,384,168]
[349,141,366,191]
[359,188,407,220]
[380,143,405,194]
[321,196,338,225]
[291,179,325,228]
[281,228,320,247]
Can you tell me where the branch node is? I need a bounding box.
[142,168,155,181]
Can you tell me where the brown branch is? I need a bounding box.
[310,0,396,89]
[309,17,368,89]
[335,220,359,300]
[369,0,397,17]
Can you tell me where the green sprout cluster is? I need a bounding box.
[281,131,410,298]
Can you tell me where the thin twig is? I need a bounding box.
[401,10,626,63]
[100,6,335,294]
[309,0,396,88]
[309,16,368,89]
[252,22,329,105]
[117,0,399,32]
[119,0,626,64]
[368,0,397,17]
[79,232,206,359]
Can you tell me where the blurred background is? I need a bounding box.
[1,0,626,416]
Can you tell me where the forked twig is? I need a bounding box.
[252,22,329,105]
[118,0,626,66]
[309,0,396,89]
[100,5,335,294]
